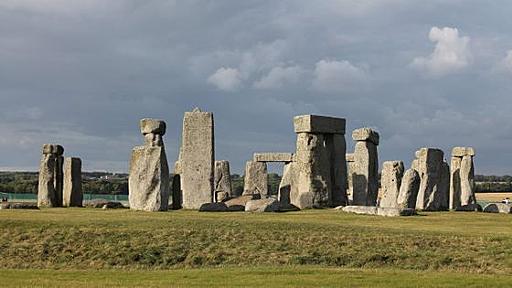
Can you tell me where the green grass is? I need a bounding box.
[0,209,511,286]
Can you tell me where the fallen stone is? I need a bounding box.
[86,200,124,209]
[455,203,482,212]
[0,202,39,210]
[340,205,416,216]
[483,203,512,214]
[352,127,380,145]
[199,202,228,212]
[224,195,259,211]
[341,205,378,215]
[253,152,294,162]
[245,198,280,212]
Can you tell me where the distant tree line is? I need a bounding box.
[2,171,510,195]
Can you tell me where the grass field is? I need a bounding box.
[0,208,511,287]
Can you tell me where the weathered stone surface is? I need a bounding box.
[293,115,346,134]
[414,148,449,211]
[330,134,348,207]
[483,203,512,213]
[340,206,416,216]
[397,169,420,209]
[199,202,228,212]
[214,160,232,202]
[38,144,64,208]
[379,161,404,208]
[63,157,82,207]
[245,198,280,212]
[179,109,215,209]
[129,146,170,211]
[278,162,295,205]
[253,153,294,162]
[455,203,482,212]
[293,133,331,208]
[352,127,379,145]
[243,161,268,197]
[351,141,379,206]
[140,118,166,135]
[460,155,476,206]
[452,147,475,157]
[38,153,57,207]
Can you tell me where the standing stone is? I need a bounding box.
[450,147,476,209]
[214,160,232,202]
[397,169,420,209]
[351,128,379,206]
[346,153,355,203]
[37,144,64,207]
[128,119,170,211]
[278,162,295,205]
[379,161,404,208]
[414,148,449,211]
[63,157,83,207]
[179,108,215,209]
[291,115,347,209]
[243,161,268,197]
[460,155,475,206]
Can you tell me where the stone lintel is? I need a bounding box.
[253,153,294,162]
[352,128,379,145]
[293,115,346,134]
[452,147,475,157]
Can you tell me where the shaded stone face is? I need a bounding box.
[129,119,170,212]
[37,144,64,208]
[397,169,420,209]
[179,109,215,209]
[243,161,268,197]
[459,155,475,206]
[351,140,379,206]
[63,157,83,207]
[379,161,404,208]
[414,148,449,211]
[214,160,232,201]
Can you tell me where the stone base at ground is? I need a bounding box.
[85,200,125,209]
[224,195,260,211]
[483,203,512,214]
[338,205,416,217]
[455,203,482,212]
[199,202,229,212]
[245,198,280,212]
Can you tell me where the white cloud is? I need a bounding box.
[253,65,304,89]
[312,60,367,92]
[411,26,471,76]
[207,67,242,91]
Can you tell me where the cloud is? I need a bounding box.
[312,60,367,92]
[207,67,242,91]
[253,65,304,89]
[411,27,471,76]
[495,50,512,74]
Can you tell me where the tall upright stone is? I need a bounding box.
[346,153,355,202]
[63,157,83,207]
[291,115,347,208]
[397,169,420,209]
[379,161,404,208]
[450,147,476,209]
[38,144,64,207]
[243,161,268,197]
[129,119,170,211]
[178,108,215,209]
[214,160,232,202]
[413,148,449,211]
[350,128,379,206]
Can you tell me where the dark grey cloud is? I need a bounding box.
[1,0,512,174]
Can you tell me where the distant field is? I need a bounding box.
[0,209,510,287]
[475,192,512,202]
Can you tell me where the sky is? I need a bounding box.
[1,0,512,174]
